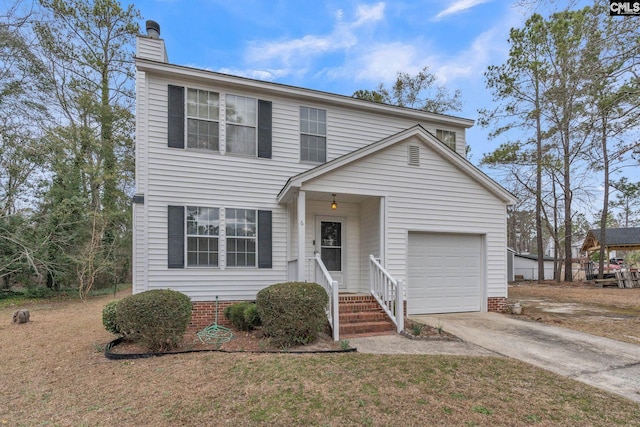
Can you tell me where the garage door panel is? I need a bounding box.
[408,232,483,315]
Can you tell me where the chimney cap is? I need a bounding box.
[146,20,160,38]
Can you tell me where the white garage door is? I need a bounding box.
[408,233,483,314]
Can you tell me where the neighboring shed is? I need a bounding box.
[513,253,554,280]
[581,228,640,258]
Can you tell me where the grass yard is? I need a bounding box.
[508,281,640,345]
[1,289,639,426]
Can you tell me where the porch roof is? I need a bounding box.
[277,125,517,205]
[581,228,640,253]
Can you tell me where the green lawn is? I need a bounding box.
[1,290,639,426]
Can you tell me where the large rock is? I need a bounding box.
[12,309,30,324]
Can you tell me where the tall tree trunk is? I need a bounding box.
[563,132,573,282]
[535,63,545,282]
[598,116,609,279]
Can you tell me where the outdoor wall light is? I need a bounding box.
[331,194,337,210]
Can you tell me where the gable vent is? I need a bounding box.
[408,145,420,166]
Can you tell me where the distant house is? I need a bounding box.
[513,254,555,280]
[132,22,517,339]
[545,236,586,260]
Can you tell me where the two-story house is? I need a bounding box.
[133,21,516,339]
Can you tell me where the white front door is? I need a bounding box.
[316,217,346,289]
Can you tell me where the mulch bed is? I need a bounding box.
[106,319,462,358]
[401,318,461,341]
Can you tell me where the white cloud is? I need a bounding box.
[433,0,491,21]
[352,2,386,27]
[217,67,301,81]
[433,8,519,84]
[245,2,385,70]
[326,42,425,82]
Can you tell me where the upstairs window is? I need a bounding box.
[300,106,327,163]
[167,85,272,158]
[436,129,456,151]
[187,89,219,151]
[226,95,257,156]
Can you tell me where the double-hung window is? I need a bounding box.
[186,206,219,267]
[226,208,257,267]
[168,206,271,269]
[300,106,327,163]
[436,129,456,151]
[168,85,271,158]
[186,89,219,151]
[226,95,257,156]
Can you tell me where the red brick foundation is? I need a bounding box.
[191,301,242,329]
[487,297,507,313]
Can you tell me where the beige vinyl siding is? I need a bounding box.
[325,104,467,161]
[135,70,482,300]
[359,197,381,292]
[136,37,167,62]
[302,137,508,299]
[133,69,148,293]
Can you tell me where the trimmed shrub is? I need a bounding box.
[244,303,260,329]
[224,301,261,331]
[102,300,120,335]
[256,282,328,348]
[116,289,192,351]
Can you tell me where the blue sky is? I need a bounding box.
[128,0,598,175]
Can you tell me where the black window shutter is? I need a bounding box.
[257,100,272,159]
[168,85,185,148]
[257,210,272,268]
[168,205,185,268]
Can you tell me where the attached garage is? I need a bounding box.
[407,232,484,315]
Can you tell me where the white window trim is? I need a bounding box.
[182,87,259,157]
[300,106,327,163]
[224,94,258,157]
[436,129,456,151]
[185,206,220,268]
[185,88,220,153]
[184,206,259,269]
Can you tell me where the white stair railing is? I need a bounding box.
[369,255,404,333]
[311,254,340,341]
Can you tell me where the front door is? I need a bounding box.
[316,217,346,289]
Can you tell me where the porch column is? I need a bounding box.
[297,190,306,281]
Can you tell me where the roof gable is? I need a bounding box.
[277,125,516,205]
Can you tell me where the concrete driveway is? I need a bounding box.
[412,312,640,403]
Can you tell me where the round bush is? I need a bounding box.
[116,289,192,351]
[102,300,120,335]
[256,282,328,348]
[224,301,260,331]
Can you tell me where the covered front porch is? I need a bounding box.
[279,189,404,340]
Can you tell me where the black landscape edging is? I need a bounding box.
[104,337,357,360]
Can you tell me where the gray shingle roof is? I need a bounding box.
[588,228,640,246]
